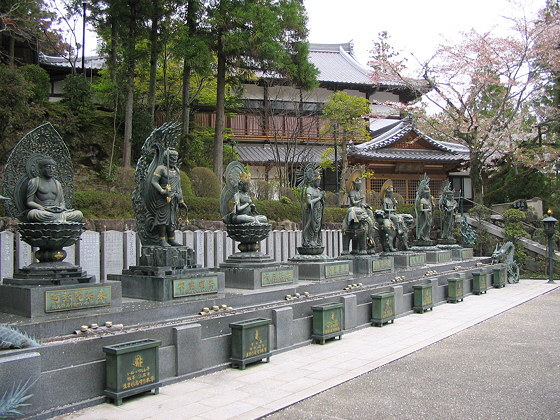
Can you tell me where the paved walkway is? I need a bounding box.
[60,280,558,420]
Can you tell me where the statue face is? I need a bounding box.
[239,181,250,192]
[354,180,362,191]
[386,187,393,197]
[313,177,321,187]
[41,162,56,178]
[169,153,178,167]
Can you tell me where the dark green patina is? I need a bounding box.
[229,318,271,369]
[413,283,433,313]
[371,292,395,327]
[447,277,464,303]
[493,266,507,288]
[311,302,343,344]
[472,271,488,295]
[103,339,161,406]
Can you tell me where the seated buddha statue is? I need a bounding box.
[25,158,83,223]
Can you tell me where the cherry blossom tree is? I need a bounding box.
[368,6,560,205]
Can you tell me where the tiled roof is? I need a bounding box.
[350,117,470,162]
[39,53,105,70]
[235,143,327,165]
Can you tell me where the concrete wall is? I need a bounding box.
[0,264,496,418]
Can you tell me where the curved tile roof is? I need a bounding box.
[350,117,469,162]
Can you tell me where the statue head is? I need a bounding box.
[238,171,251,192]
[352,177,362,191]
[163,148,179,167]
[38,157,56,179]
[312,171,321,187]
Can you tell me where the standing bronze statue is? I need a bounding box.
[439,180,458,244]
[133,123,189,247]
[298,164,325,253]
[149,148,188,246]
[414,173,433,246]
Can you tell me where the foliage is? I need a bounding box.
[0,66,33,159]
[321,91,371,200]
[468,205,494,256]
[251,180,273,200]
[62,74,94,116]
[324,191,339,207]
[485,166,552,205]
[19,65,50,104]
[74,189,134,219]
[324,207,347,224]
[0,377,37,419]
[189,167,220,198]
[180,170,194,200]
[184,196,221,221]
[502,208,529,265]
[368,9,560,204]
[256,199,300,222]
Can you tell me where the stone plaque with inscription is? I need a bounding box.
[45,285,111,312]
[173,276,219,297]
[261,269,295,287]
[324,262,350,278]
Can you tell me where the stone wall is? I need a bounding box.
[0,229,344,282]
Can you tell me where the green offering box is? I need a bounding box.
[312,302,343,344]
[103,339,161,406]
[493,267,506,288]
[413,284,433,313]
[229,318,271,369]
[371,292,395,327]
[447,277,464,303]
[472,271,488,295]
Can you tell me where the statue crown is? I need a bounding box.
[240,172,251,182]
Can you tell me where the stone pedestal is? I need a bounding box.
[289,254,352,281]
[111,266,224,301]
[390,252,426,269]
[111,245,224,301]
[340,255,394,276]
[220,252,296,290]
[425,250,452,264]
[0,280,122,318]
[452,247,474,261]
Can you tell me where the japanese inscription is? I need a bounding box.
[173,276,218,297]
[45,286,111,312]
[261,269,294,287]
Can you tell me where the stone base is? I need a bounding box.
[425,250,452,264]
[3,262,95,286]
[413,239,434,247]
[110,267,224,301]
[389,252,426,269]
[0,280,122,318]
[289,258,352,281]
[451,247,474,261]
[139,246,196,268]
[438,238,457,245]
[339,255,394,276]
[220,253,297,289]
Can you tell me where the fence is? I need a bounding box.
[0,229,344,282]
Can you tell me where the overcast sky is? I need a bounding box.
[303,0,546,70]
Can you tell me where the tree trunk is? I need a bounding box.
[181,59,191,136]
[213,40,226,184]
[8,33,15,67]
[148,13,159,125]
[123,0,137,168]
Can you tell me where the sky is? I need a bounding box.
[303,0,546,71]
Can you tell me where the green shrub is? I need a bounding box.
[324,191,339,207]
[20,65,50,104]
[397,203,415,215]
[190,167,220,198]
[255,199,300,222]
[503,208,529,266]
[62,74,93,113]
[113,166,136,195]
[184,196,221,220]
[74,190,134,219]
[180,170,194,199]
[252,179,272,200]
[324,207,347,223]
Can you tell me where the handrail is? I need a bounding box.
[461,197,538,233]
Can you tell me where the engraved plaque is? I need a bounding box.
[324,262,350,278]
[45,285,111,312]
[173,276,219,297]
[372,257,393,272]
[261,269,294,287]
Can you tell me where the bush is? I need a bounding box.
[324,191,339,207]
[20,65,50,104]
[324,207,347,223]
[255,199,300,222]
[503,208,529,266]
[62,74,93,115]
[190,167,220,198]
[184,196,221,220]
[113,166,136,195]
[74,190,134,219]
[180,170,194,199]
[251,179,272,200]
